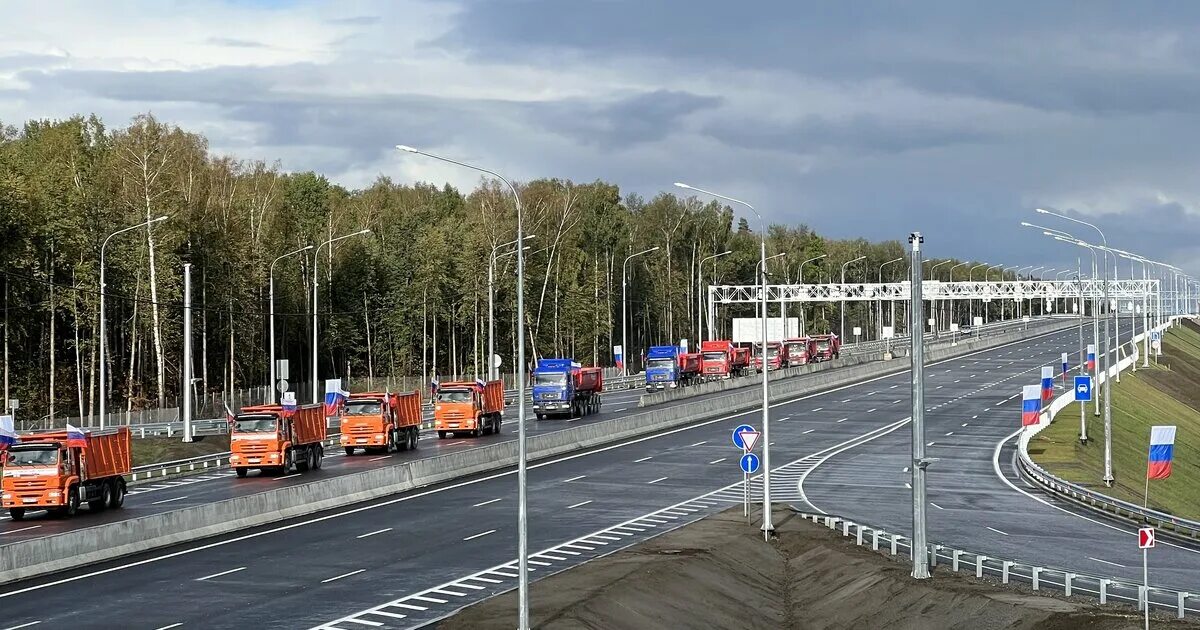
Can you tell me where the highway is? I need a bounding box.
[0,324,1122,629]
[801,318,1200,593]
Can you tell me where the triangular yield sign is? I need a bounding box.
[739,430,760,452]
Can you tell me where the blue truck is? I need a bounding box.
[531,358,604,420]
[645,345,680,391]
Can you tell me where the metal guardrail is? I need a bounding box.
[791,509,1197,620]
[1016,317,1200,541]
[129,434,346,483]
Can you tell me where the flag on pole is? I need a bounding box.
[224,402,237,429]
[1040,366,1054,401]
[1021,385,1042,426]
[613,345,624,371]
[66,424,87,449]
[0,415,16,451]
[1061,352,1069,384]
[1087,344,1096,371]
[1147,425,1177,480]
[281,392,297,418]
[324,378,347,416]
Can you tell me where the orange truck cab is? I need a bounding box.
[230,403,326,477]
[434,380,504,439]
[2,426,131,520]
[341,391,422,455]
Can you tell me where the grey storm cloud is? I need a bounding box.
[704,114,993,155]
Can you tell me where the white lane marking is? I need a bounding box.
[866,391,877,396]
[322,569,367,583]
[812,407,823,412]
[5,328,1066,601]
[1089,557,1127,568]
[393,602,429,610]
[368,455,393,462]
[647,477,668,484]
[562,475,586,483]
[962,423,969,427]
[612,407,628,412]
[365,610,406,619]
[986,526,1010,536]
[567,500,592,509]
[410,595,448,604]
[866,408,876,413]
[3,622,42,630]
[196,566,246,581]
[690,441,708,447]
[945,432,954,436]
[275,474,301,481]
[840,399,852,403]
[929,502,944,510]
[708,458,726,464]
[472,498,502,507]
[447,441,467,446]
[357,528,392,539]
[891,399,902,404]
[890,385,899,389]
[151,496,188,505]
[153,624,183,630]
[836,418,847,423]
[634,456,653,463]
[463,530,496,541]
[2,526,41,535]
[803,429,815,434]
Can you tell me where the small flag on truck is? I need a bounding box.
[0,415,15,450]
[66,424,87,448]
[225,403,237,429]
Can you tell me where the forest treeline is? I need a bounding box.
[0,113,991,423]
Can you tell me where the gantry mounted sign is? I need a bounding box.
[709,279,1159,304]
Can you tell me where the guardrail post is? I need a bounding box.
[976,555,988,578]
[872,530,880,551]
[1139,586,1147,612]
[843,521,850,536]
[1032,567,1042,591]
[856,525,863,546]
[930,545,939,568]
[1180,592,1189,619]
[890,534,898,556]
[1099,579,1109,604]
[1001,561,1012,584]
[1064,572,1073,597]
[952,549,962,572]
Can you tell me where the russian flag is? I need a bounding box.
[324,379,347,416]
[66,424,87,449]
[224,402,237,429]
[0,414,16,450]
[1061,352,1069,383]
[1040,366,1054,401]
[1021,385,1042,426]
[1147,425,1177,480]
[281,397,297,419]
[1087,344,1096,371]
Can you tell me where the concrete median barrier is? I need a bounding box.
[0,318,1079,585]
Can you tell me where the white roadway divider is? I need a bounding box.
[1017,316,1200,541]
[0,319,1081,587]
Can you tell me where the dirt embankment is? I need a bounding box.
[436,509,1198,630]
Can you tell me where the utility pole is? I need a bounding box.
[182,262,193,442]
[909,232,930,580]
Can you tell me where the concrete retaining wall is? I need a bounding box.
[0,318,1078,585]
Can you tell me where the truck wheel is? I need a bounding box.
[410,429,419,450]
[109,481,126,508]
[344,446,355,456]
[493,417,502,435]
[312,446,323,470]
[89,484,111,511]
[536,414,545,421]
[64,488,80,517]
[438,431,448,439]
[282,451,293,475]
[235,467,248,478]
[8,508,24,521]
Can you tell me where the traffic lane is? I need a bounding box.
[0,368,938,627]
[0,387,652,539]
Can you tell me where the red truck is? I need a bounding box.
[2,426,131,520]
[753,342,784,372]
[700,340,733,379]
[231,403,327,477]
[730,346,752,376]
[435,379,505,438]
[809,334,841,362]
[782,337,810,367]
[678,352,702,385]
[341,391,422,455]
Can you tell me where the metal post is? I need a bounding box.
[908,232,929,579]
[311,230,370,404]
[759,238,773,539]
[1144,547,1150,630]
[488,254,495,380]
[182,262,193,443]
[269,272,276,403]
[1077,262,1087,443]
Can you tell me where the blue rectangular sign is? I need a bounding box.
[1074,375,1093,402]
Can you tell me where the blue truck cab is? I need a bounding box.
[645,345,680,391]
[532,359,578,419]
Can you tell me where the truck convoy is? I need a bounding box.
[645,345,702,391]
[809,333,841,362]
[341,391,422,455]
[434,379,505,438]
[753,342,784,372]
[230,403,326,477]
[782,337,810,367]
[1,426,131,520]
[532,359,603,419]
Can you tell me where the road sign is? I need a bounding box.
[1139,527,1155,549]
[973,317,983,327]
[1074,376,1093,402]
[8,399,17,410]
[492,354,502,369]
[275,359,289,380]
[852,326,861,336]
[740,452,761,474]
[731,424,755,448]
[949,323,959,332]
[882,326,894,339]
[1151,331,1161,342]
[276,379,289,394]
[738,430,761,452]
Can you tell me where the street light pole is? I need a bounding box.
[927,260,952,335]
[311,229,371,404]
[948,262,968,331]
[397,145,532,629]
[908,232,930,579]
[99,215,168,428]
[675,182,775,540]
[622,247,660,377]
[269,245,313,404]
[698,250,732,345]
[799,254,828,336]
[490,236,536,380]
[879,257,904,339]
[968,263,987,328]
[840,255,866,340]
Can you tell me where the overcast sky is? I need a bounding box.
[1,0,1197,276]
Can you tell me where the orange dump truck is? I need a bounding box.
[341,391,422,455]
[434,380,504,438]
[2,426,131,520]
[230,403,326,477]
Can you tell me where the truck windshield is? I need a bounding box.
[702,351,726,361]
[815,341,830,351]
[235,416,277,433]
[5,447,58,467]
[437,389,472,403]
[647,358,675,370]
[344,401,383,416]
[534,372,567,386]
[767,347,780,359]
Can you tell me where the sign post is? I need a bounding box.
[1139,527,1155,630]
[732,424,758,523]
[949,322,959,346]
[852,326,861,346]
[1074,375,1092,443]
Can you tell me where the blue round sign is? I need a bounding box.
[732,424,755,449]
[740,453,761,474]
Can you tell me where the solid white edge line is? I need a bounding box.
[3,622,42,630]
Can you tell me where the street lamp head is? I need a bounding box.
[673,182,692,190]
[650,246,661,252]
[395,145,418,153]
[359,228,372,235]
[153,215,169,223]
[301,245,314,251]
[1035,208,1050,214]
[719,250,733,256]
[524,234,537,240]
